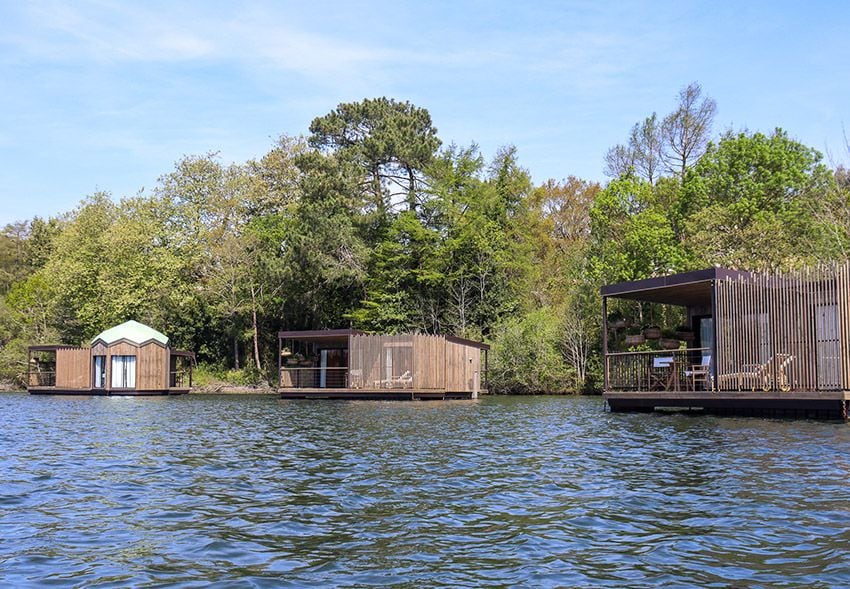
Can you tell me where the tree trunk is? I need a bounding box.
[251,283,263,372]
[233,335,240,370]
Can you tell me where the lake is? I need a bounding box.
[1,393,849,587]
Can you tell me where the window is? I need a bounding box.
[111,355,136,389]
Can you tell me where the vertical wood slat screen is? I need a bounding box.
[349,334,479,391]
[716,262,850,391]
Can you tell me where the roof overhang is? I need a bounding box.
[601,268,751,307]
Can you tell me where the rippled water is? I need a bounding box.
[2,393,850,587]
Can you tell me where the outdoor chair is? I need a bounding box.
[374,370,413,389]
[649,356,674,390]
[684,354,712,391]
[771,353,795,392]
[718,353,795,392]
[348,369,363,389]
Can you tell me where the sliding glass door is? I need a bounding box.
[111,355,136,389]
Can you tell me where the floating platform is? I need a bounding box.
[279,387,480,401]
[604,390,850,419]
[28,387,190,396]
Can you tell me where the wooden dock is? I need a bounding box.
[279,387,480,401]
[604,390,850,419]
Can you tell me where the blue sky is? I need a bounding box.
[1,0,848,225]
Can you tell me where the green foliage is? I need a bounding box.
[488,308,573,394]
[0,93,846,396]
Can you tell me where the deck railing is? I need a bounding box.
[28,371,56,387]
[280,367,350,389]
[169,370,191,388]
[606,348,710,392]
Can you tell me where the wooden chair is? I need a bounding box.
[718,353,795,392]
[770,354,795,392]
[649,357,674,390]
[684,354,712,391]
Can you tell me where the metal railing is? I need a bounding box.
[606,348,710,392]
[169,370,191,388]
[280,367,349,389]
[28,371,56,387]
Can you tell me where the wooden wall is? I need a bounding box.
[137,343,169,391]
[716,262,850,391]
[56,348,91,389]
[445,341,481,392]
[349,334,482,391]
[350,335,415,388]
[413,335,445,390]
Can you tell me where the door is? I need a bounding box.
[111,355,136,389]
[93,356,106,389]
[816,304,840,389]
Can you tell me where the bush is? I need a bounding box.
[488,308,574,394]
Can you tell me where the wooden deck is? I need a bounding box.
[604,390,850,419]
[28,387,191,396]
[279,387,482,400]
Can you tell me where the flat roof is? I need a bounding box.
[601,267,751,306]
[277,329,489,350]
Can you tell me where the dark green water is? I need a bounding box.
[1,393,849,587]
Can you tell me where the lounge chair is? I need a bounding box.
[718,353,795,392]
[374,370,413,389]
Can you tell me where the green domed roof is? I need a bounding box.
[91,320,169,346]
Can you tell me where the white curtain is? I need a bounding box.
[111,355,136,388]
[94,356,105,388]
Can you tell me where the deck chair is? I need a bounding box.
[770,353,795,392]
[348,369,363,389]
[718,353,794,392]
[684,354,712,391]
[392,370,413,389]
[649,356,674,390]
[374,370,413,389]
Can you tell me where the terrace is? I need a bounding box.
[601,265,850,419]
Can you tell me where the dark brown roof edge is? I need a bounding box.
[278,328,364,338]
[445,334,490,350]
[28,345,83,352]
[600,267,752,298]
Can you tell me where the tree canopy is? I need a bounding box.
[0,91,846,393]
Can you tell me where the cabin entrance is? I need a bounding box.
[93,355,106,390]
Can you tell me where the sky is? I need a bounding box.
[0,0,848,225]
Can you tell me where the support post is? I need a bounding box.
[710,280,718,391]
[602,296,609,391]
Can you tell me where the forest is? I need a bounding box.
[1,83,849,392]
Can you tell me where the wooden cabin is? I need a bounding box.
[278,329,489,400]
[27,320,194,396]
[601,264,850,419]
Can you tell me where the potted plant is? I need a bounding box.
[608,310,628,330]
[675,325,695,342]
[643,325,662,340]
[659,329,680,350]
[624,326,645,347]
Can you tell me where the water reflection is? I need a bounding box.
[1,393,849,587]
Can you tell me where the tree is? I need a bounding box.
[605,114,663,184]
[680,128,834,269]
[661,82,717,177]
[308,97,441,215]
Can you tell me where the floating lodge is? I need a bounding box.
[602,264,850,419]
[27,320,194,396]
[278,330,489,400]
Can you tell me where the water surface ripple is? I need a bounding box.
[1,393,849,587]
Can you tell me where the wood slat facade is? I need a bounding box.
[279,330,488,400]
[28,329,194,396]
